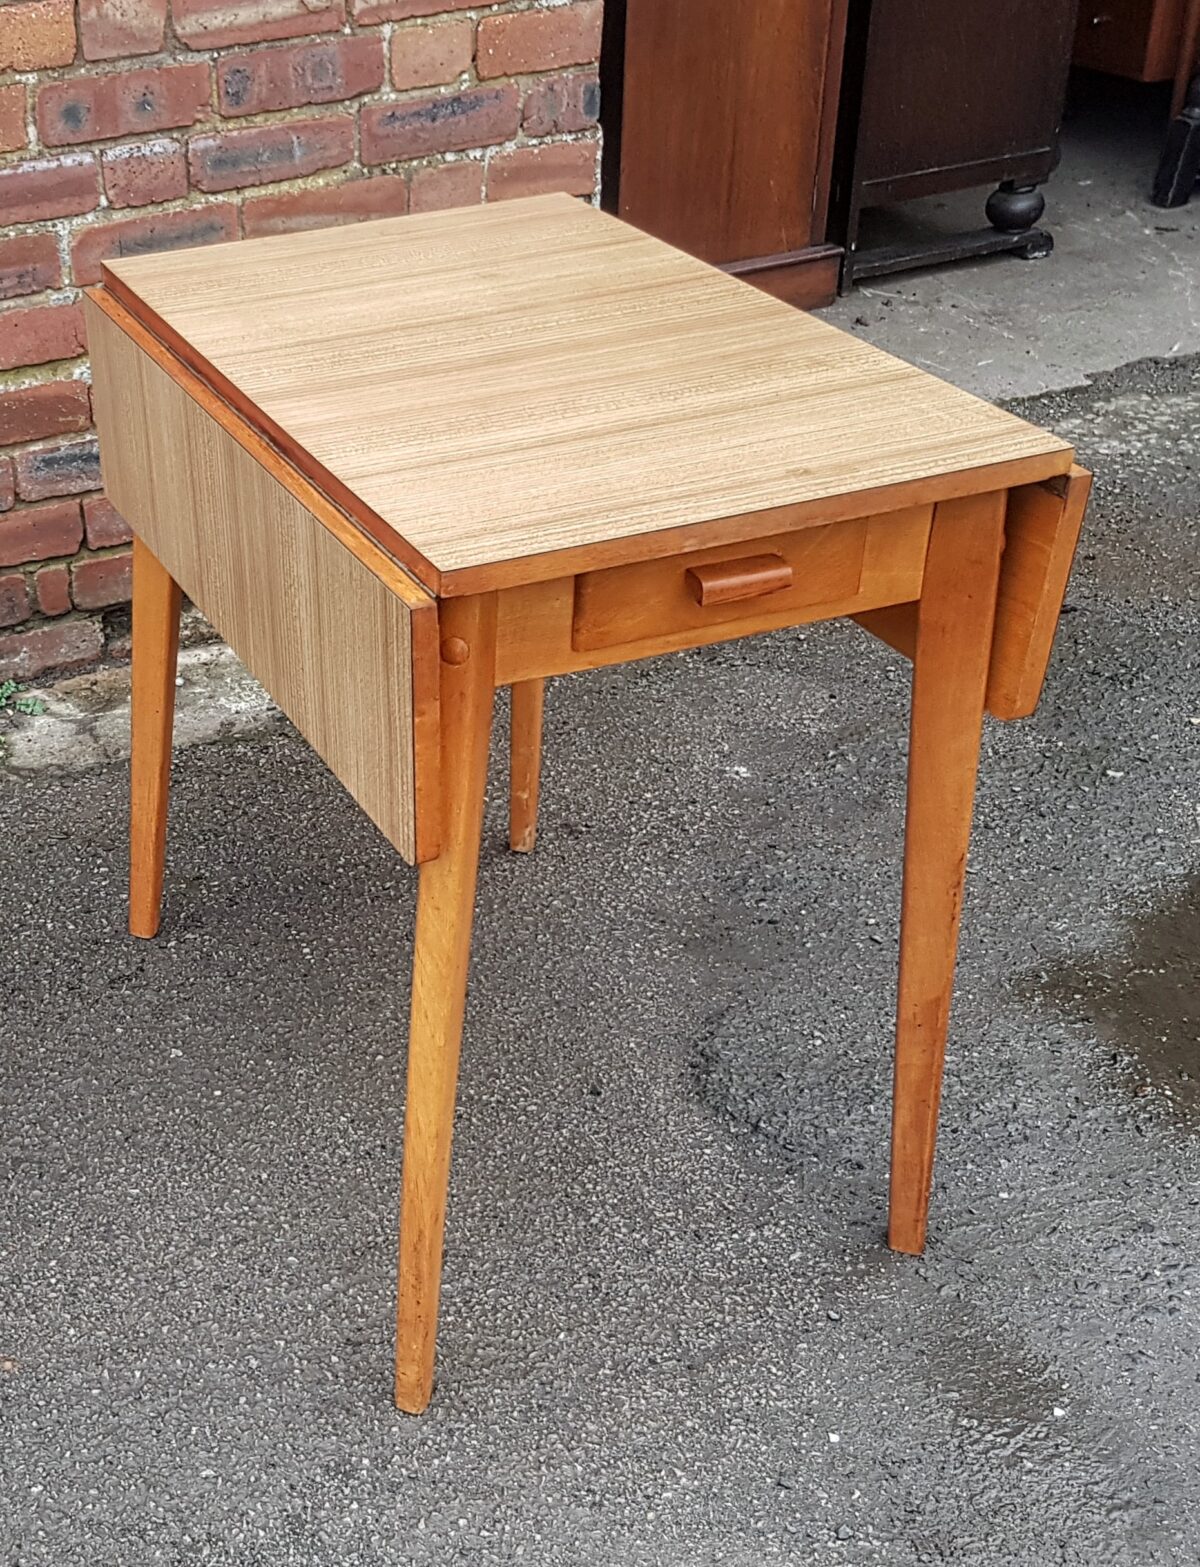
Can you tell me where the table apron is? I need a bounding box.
[494,507,934,683]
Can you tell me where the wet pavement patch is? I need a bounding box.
[1031,871,1200,1129]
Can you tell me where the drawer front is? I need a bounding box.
[87,296,440,865]
[572,510,930,654]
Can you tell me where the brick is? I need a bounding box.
[477,2,601,80]
[390,20,473,92]
[0,382,90,447]
[101,140,188,208]
[0,499,83,568]
[72,551,132,609]
[0,155,100,226]
[188,116,354,193]
[15,439,102,503]
[362,85,520,165]
[217,35,384,117]
[0,236,63,304]
[0,617,104,682]
[0,304,86,373]
[242,174,409,237]
[79,0,167,60]
[174,0,345,49]
[34,562,71,616]
[0,458,12,512]
[0,86,27,156]
[522,69,599,137]
[83,495,132,549]
[71,204,239,286]
[0,0,75,71]
[38,63,211,148]
[487,139,596,201]
[353,0,473,21]
[409,158,483,212]
[0,573,30,629]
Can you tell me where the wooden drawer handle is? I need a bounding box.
[685,553,794,607]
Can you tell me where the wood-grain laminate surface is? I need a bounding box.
[88,296,438,865]
[101,194,1071,596]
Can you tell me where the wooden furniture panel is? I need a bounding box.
[852,468,1090,720]
[849,0,1078,194]
[99,196,1071,597]
[574,520,867,651]
[612,0,844,264]
[1074,0,1189,80]
[724,246,846,311]
[86,295,440,865]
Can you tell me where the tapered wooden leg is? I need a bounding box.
[508,678,544,853]
[129,537,182,940]
[395,592,497,1413]
[888,492,1006,1255]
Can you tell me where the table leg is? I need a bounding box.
[129,537,182,940]
[888,491,1006,1255]
[509,678,545,852]
[395,593,497,1413]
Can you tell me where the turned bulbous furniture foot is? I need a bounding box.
[985,182,1053,258]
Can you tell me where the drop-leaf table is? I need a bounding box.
[86,194,1090,1413]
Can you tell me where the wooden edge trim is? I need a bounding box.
[436,451,1074,597]
[87,286,443,864]
[724,244,844,279]
[96,270,444,597]
[409,620,442,864]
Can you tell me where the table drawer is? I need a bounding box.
[572,513,921,653]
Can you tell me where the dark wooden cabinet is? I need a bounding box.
[601,0,848,307]
[832,0,1080,286]
[602,0,1081,299]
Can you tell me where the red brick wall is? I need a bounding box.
[0,0,601,680]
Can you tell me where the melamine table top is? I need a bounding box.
[102,193,1072,594]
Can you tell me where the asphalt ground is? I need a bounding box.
[1,353,1198,1564]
